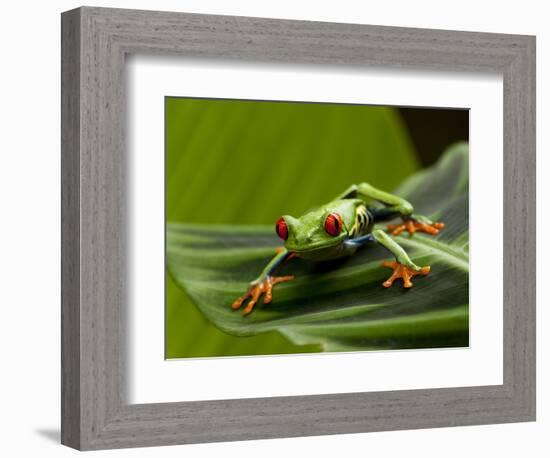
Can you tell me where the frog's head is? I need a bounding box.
[275,201,355,255]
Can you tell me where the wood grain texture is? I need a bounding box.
[60,8,81,449]
[61,6,536,450]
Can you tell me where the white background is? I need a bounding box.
[129,58,503,403]
[0,1,546,457]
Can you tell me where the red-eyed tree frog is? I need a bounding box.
[232,182,444,316]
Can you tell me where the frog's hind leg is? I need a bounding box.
[338,182,414,216]
[371,206,444,236]
[371,229,430,288]
[386,218,445,236]
[338,182,444,236]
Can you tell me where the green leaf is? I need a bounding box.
[165,99,420,358]
[167,142,469,352]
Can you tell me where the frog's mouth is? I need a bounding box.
[287,240,346,260]
[288,241,341,253]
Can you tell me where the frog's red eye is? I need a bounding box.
[275,217,288,240]
[324,213,343,236]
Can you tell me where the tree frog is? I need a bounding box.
[231,182,444,316]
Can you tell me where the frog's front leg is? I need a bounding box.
[231,248,295,316]
[348,230,430,288]
[372,230,430,287]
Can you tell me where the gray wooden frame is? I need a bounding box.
[61,6,536,451]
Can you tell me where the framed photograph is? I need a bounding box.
[61,6,536,450]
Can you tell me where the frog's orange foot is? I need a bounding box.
[387,219,445,236]
[381,261,430,288]
[231,275,295,316]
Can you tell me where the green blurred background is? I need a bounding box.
[165,97,468,359]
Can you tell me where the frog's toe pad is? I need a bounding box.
[231,275,295,316]
[387,220,445,236]
[381,261,430,288]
